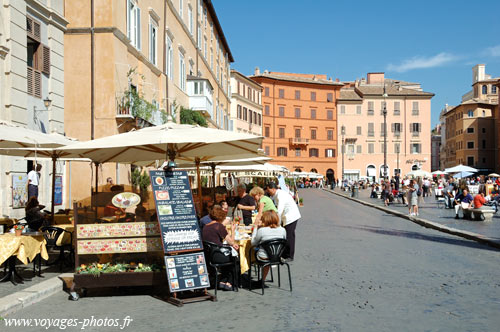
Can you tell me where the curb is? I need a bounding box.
[322,188,500,250]
[0,273,72,316]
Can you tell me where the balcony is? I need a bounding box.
[188,77,214,120]
[289,137,310,146]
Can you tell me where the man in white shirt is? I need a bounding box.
[265,182,301,261]
[27,164,42,199]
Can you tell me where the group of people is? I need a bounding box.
[370,175,426,216]
[199,182,301,290]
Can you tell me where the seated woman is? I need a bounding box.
[25,197,47,231]
[249,186,277,225]
[202,205,239,291]
[251,210,286,284]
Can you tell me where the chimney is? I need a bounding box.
[254,67,260,76]
[472,64,485,84]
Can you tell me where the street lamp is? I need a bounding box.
[341,125,345,187]
[382,84,388,180]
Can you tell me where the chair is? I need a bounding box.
[202,241,239,299]
[249,239,292,295]
[40,226,74,272]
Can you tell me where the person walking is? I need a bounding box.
[27,164,42,199]
[407,179,419,216]
[265,182,301,262]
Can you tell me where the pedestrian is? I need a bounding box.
[265,182,301,262]
[408,179,419,216]
[27,163,42,199]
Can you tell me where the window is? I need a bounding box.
[392,123,402,135]
[356,105,361,115]
[411,143,421,154]
[380,123,387,136]
[127,0,141,49]
[340,106,345,114]
[467,156,474,166]
[249,110,253,124]
[410,123,421,136]
[381,143,386,153]
[467,127,474,133]
[482,110,486,117]
[380,101,387,115]
[265,87,269,96]
[412,101,419,115]
[327,93,333,102]
[166,37,173,78]
[493,85,497,94]
[279,107,284,117]
[277,147,287,156]
[179,51,186,91]
[325,149,335,158]
[179,0,183,17]
[26,17,49,98]
[237,105,242,119]
[394,101,400,115]
[367,101,374,115]
[264,146,270,156]
[295,128,301,138]
[327,129,334,140]
[482,85,487,94]
[311,109,316,119]
[482,140,486,149]
[279,89,284,98]
[258,114,262,126]
[295,108,301,118]
[356,145,362,154]
[310,91,316,101]
[264,105,270,115]
[368,123,374,137]
[295,90,300,100]
[193,81,204,95]
[243,107,247,120]
[309,148,319,157]
[368,143,374,154]
[188,6,193,34]
[204,7,207,28]
[327,110,333,120]
[149,18,158,65]
[279,127,285,138]
[467,141,474,149]
[356,126,361,135]
[310,129,317,140]
[203,37,207,59]
[394,142,400,154]
[295,148,301,157]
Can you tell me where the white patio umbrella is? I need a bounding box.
[407,170,432,178]
[488,173,500,177]
[453,171,474,179]
[431,170,448,176]
[0,121,73,148]
[445,164,478,174]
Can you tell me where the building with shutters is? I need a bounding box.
[229,69,263,136]
[63,0,233,203]
[336,73,434,182]
[250,70,343,180]
[0,0,68,218]
[441,64,498,171]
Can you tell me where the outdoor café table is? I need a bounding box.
[55,224,74,246]
[0,232,48,285]
[227,225,253,274]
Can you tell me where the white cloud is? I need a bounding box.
[386,52,459,73]
[484,45,500,57]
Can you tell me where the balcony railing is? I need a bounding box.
[189,95,214,119]
[367,110,374,116]
[289,137,310,145]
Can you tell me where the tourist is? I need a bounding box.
[25,197,47,231]
[454,189,473,219]
[265,182,301,262]
[251,210,286,285]
[234,183,256,226]
[408,179,419,216]
[27,163,42,199]
[473,191,489,211]
[249,186,277,225]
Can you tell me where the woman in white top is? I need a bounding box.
[251,210,286,282]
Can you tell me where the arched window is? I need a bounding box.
[482,85,487,94]
[310,168,318,173]
[294,168,302,172]
[412,164,419,171]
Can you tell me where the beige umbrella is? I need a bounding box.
[0,121,73,148]
[488,173,500,177]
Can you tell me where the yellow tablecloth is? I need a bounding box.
[0,234,49,265]
[55,224,74,246]
[237,238,252,274]
[53,214,72,225]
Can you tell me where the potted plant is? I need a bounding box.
[14,224,24,236]
[299,198,304,207]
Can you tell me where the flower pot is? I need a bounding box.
[15,229,23,236]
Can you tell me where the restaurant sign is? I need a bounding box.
[165,253,209,292]
[150,170,203,254]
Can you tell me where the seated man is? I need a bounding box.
[443,183,456,209]
[454,189,473,219]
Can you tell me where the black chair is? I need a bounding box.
[40,226,74,272]
[249,238,292,295]
[203,241,239,299]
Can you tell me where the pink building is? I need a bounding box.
[337,73,434,181]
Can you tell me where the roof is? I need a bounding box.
[460,98,497,106]
[338,88,362,101]
[230,69,262,89]
[355,85,434,97]
[250,72,344,87]
[204,0,234,63]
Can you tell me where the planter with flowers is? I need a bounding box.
[13,224,24,236]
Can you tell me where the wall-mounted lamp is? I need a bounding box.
[33,97,52,123]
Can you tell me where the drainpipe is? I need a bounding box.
[91,0,95,140]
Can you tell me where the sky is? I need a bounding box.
[212,0,500,128]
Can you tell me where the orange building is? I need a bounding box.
[251,70,343,180]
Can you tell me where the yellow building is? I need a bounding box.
[64,0,233,203]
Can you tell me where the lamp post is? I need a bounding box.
[382,85,388,180]
[341,125,345,187]
[396,143,400,175]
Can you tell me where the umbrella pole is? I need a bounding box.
[211,163,216,203]
[51,154,57,224]
[94,162,99,220]
[195,158,202,217]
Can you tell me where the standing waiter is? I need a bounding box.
[27,164,42,199]
[265,182,301,262]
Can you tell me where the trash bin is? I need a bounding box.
[352,185,359,198]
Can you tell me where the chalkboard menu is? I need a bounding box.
[150,170,203,253]
[165,253,210,292]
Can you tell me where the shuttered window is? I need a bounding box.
[309,148,319,157]
[26,16,41,42]
[42,45,50,75]
[277,147,287,156]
